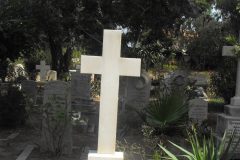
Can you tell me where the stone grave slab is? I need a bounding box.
[21,80,37,102]
[188,98,208,124]
[41,81,72,154]
[46,70,57,81]
[125,71,151,108]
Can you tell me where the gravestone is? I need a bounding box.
[125,71,151,108]
[71,65,96,134]
[46,70,57,81]
[71,66,93,110]
[188,98,208,124]
[41,81,72,154]
[189,72,208,86]
[36,61,50,82]
[21,80,37,102]
[164,70,188,91]
[216,33,240,158]
[81,30,141,160]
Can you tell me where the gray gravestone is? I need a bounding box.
[41,81,72,154]
[125,71,151,108]
[188,98,208,124]
[21,80,37,102]
[71,71,93,110]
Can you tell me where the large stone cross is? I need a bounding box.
[81,30,141,159]
[36,61,50,82]
[222,35,240,106]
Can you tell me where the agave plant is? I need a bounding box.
[144,90,188,132]
[158,128,240,160]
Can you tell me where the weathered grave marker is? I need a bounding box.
[41,81,72,154]
[46,70,57,81]
[125,71,151,108]
[188,98,208,124]
[81,30,141,160]
[21,80,37,102]
[36,61,50,82]
[71,65,92,108]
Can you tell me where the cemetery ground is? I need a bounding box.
[0,69,233,160]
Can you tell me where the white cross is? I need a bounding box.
[81,30,141,158]
[222,34,240,105]
[36,61,50,82]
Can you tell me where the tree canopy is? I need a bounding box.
[0,0,213,78]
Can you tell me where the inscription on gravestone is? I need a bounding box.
[188,98,208,124]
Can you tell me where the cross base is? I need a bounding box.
[88,151,123,160]
[230,96,240,106]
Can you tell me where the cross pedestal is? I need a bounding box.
[81,30,141,160]
[216,44,240,158]
[36,61,50,82]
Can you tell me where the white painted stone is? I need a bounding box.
[36,61,50,82]
[81,30,141,158]
[88,151,123,160]
[46,70,57,81]
[216,35,240,158]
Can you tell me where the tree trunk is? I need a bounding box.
[48,35,63,74]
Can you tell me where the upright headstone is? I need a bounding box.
[41,81,72,154]
[216,33,240,158]
[46,70,57,81]
[81,30,141,160]
[21,80,37,102]
[188,98,208,124]
[71,65,93,109]
[36,61,50,82]
[125,71,151,108]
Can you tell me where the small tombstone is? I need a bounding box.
[46,70,57,81]
[189,72,209,86]
[71,65,92,109]
[125,71,151,108]
[21,80,37,102]
[188,98,208,124]
[41,81,72,154]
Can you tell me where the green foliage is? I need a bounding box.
[158,127,240,160]
[210,57,236,103]
[187,19,225,70]
[144,90,188,133]
[42,95,71,156]
[24,49,50,74]
[225,35,237,45]
[0,85,26,128]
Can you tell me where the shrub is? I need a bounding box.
[0,85,26,128]
[139,89,188,134]
[158,127,240,160]
[210,57,237,103]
